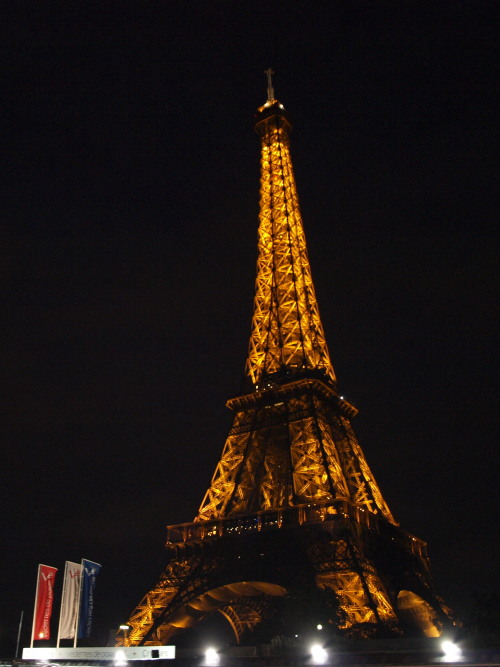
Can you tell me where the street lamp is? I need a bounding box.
[119,625,130,647]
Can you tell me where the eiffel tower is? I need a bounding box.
[123,72,451,646]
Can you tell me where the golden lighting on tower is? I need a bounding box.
[121,74,451,647]
[245,98,336,388]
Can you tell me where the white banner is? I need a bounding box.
[23,646,175,661]
[58,561,82,641]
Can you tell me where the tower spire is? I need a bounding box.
[264,67,275,102]
[246,76,336,388]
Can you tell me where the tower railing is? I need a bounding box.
[165,499,427,559]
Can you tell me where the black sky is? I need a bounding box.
[2,0,498,649]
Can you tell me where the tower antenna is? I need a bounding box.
[264,68,275,102]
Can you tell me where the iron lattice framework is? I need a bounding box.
[245,101,335,388]
[122,79,451,647]
[196,379,395,524]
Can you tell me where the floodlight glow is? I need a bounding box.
[310,643,328,664]
[441,641,462,662]
[114,649,128,666]
[316,624,323,630]
[205,648,220,666]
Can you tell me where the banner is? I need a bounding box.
[58,562,82,641]
[32,565,58,642]
[77,559,101,639]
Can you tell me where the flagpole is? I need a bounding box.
[73,560,84,648]
[15,610,24,658]
[30,565,41,648]
[57,561,68,648]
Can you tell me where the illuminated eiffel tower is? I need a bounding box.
[123,72,451,646]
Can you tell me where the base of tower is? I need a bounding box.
[124,505,452,646]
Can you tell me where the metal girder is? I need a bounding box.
[218,600,268,643]
[196,379,394,522]
[246,108,335,388]
[311,538,397,629]
[126,558,198,646]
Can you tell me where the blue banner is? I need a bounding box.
[77,559,101,639]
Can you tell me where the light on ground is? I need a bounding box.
[114,649,128,666]
[310,643,328,664]
[205,648,220,666]
[441,640,462,662]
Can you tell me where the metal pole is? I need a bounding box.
[15,610,24,658]
[30,565,41,648]
[73,560,85,648]
[57,561,69,648]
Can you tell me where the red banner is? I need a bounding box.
[33,565,58,641]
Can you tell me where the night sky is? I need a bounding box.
[2,1,498,650]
